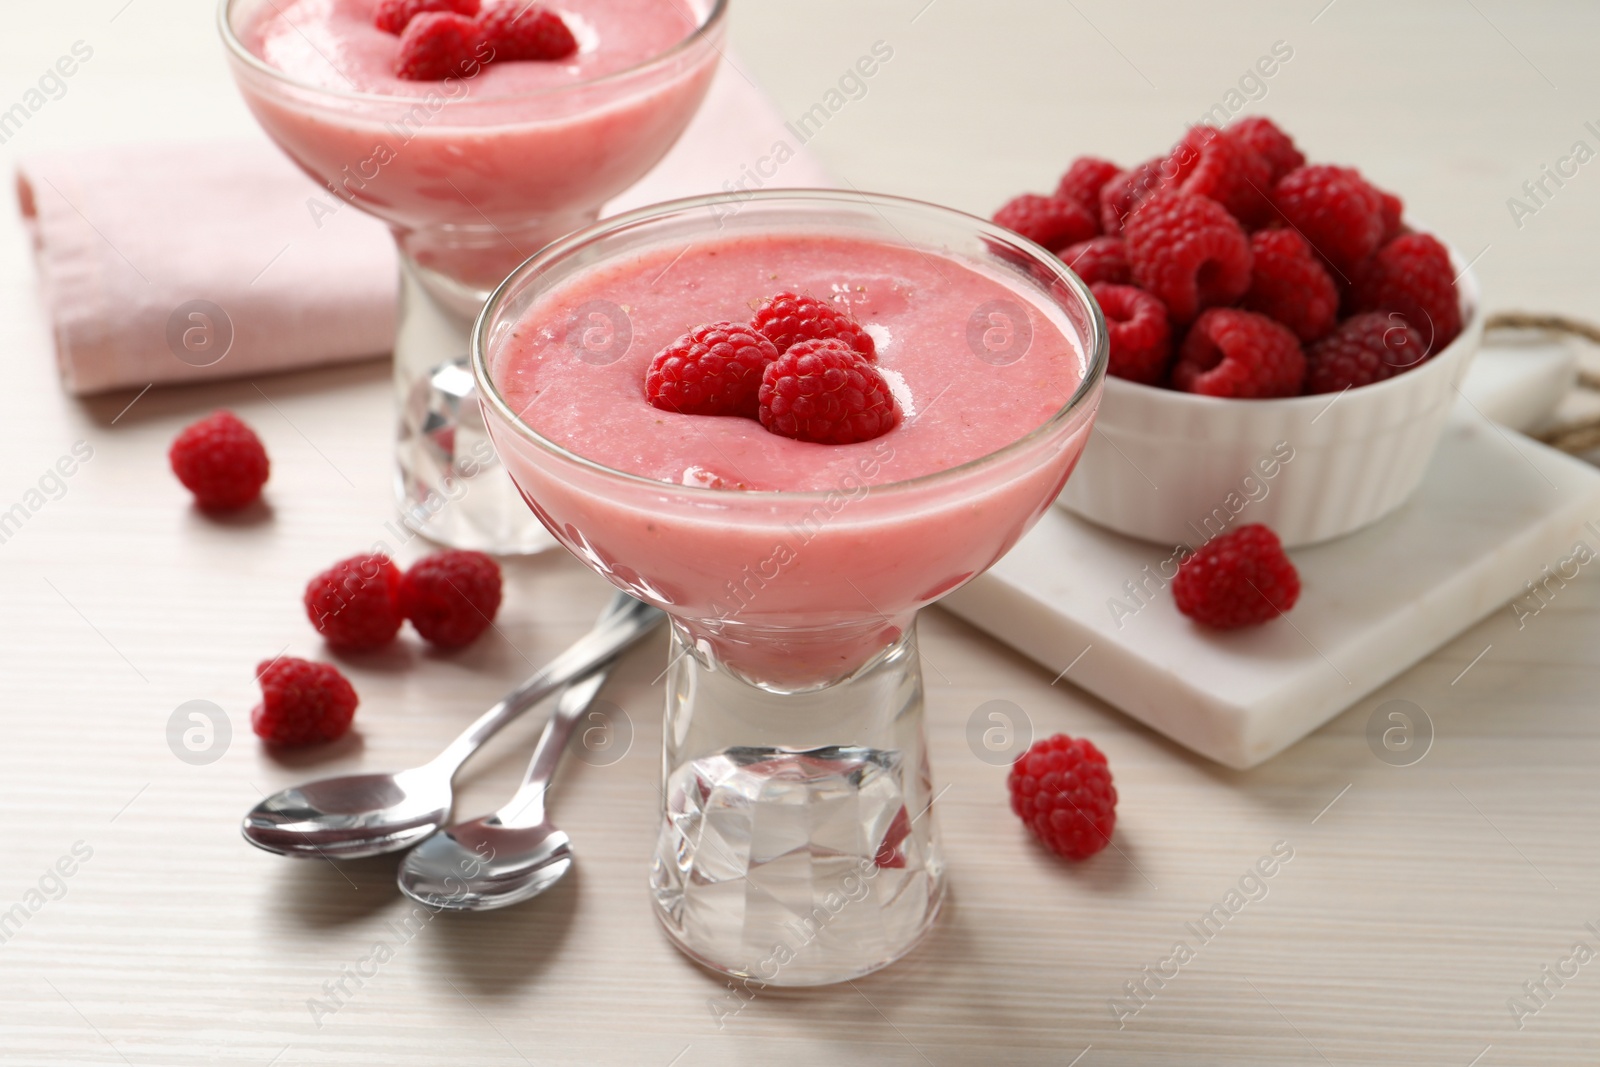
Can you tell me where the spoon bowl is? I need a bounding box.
[398,817,573,910]
[243,769,452,860]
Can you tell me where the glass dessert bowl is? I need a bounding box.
[219,0,725,552]
[474,190,1107,985]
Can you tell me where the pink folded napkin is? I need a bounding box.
[19,138,395,396]
[18,60,835,397]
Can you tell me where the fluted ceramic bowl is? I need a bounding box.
[1058,234,1482,548]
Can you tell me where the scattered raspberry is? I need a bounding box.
[752,292,876,360]
[1228,116,1305,182]
[375,0,479,35]
[1008,734,1117,861]
[396,12,482,80]
[758,339,899,445]
[1099,157,1167,236]
[1173,523,1300,629]
[1124,192,1254,322]
[1061,236,1131,286]
[1055,157,1123,216]
[1173,125,1274,228]
[993,194,1098,252]
[478,2,578,62]
[1242,229,1339,342]
[1092,283,1171,385]
[646,323,779,418]
[1350,232,1462,354]
[1270,164,1386,275]
[303,554,404,652]
[398,551,503,649]
[252,657,358,747]
[1172,308,1305,398]
[1304,311,1427,394]
[168,410,270,511]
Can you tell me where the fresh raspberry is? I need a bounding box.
[1228,116,1305,183]
[1124,192,1254,322]
[1098,157,1167,236]
[1172,308,1305,398]
[251,657,358,747]
[1092,283,1171,385]
[1008,734,1117,861]
[1172,125,1274,227]
[1161,131,1204,185]
[168,410,270,511]
[1378,190,1405,242]
[396,12,482,80]
[478,2,578,62]
[303,554,404,652]
[1055,157,1123,217]
[1061,236,1130,286]
[1173,523,1300,629]
[375,0,479,34]
[397,551,503,649]
[1243,229,1339,342]
[1350,233,1461,354]
[1305,311,1427,394]
[1270,165,1386,276]
[647,323,778,418]
[993,193,1098,252]
[758,339,899,445]
[751,292,876,360]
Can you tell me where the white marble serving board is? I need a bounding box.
[942,404,1600,768]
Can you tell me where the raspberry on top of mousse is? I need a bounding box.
[383,0,578,80]
[752,291,877,360]
[645,291,900,449]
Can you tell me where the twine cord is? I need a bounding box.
[1483,312,1600,454]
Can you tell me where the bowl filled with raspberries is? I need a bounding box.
[992,117,1482,548]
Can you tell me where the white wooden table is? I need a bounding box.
[3,1,1599,1063]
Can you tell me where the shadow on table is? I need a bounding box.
[260,844,578,993]
[75,359,390,429]
[178,497,275,528]
[263,851,404,930]
[414,864,580,995]
[258,728,366,771]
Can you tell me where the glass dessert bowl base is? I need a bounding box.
[650,623,946,987]
[395,252,558,555]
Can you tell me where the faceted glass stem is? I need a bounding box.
[651,620,946,987]
[394,250,557,555]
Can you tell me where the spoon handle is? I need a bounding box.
[425,592,661,777]
[495,665,611,829]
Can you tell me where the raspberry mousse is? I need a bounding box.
[484,220,1099,683]
[233,0,721,288]
[495,232,1085,492]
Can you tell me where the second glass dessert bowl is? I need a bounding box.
[219,0,726,552]
[474,190,1107,985]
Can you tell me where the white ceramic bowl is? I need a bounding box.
[1058,243,1482,548]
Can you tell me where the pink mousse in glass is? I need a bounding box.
[479,192,1106,687]
[221,0,726,554]
[226,0,724,291]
